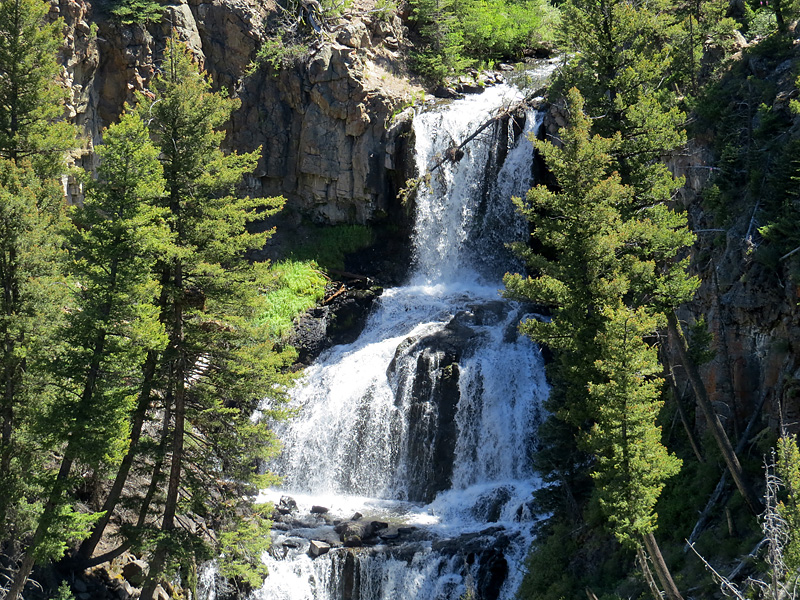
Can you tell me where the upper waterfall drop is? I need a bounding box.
[409,84,533,288]
[250,61,557,600]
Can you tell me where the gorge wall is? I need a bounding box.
[56,0,418,224]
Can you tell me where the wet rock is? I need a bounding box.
[477,548,509,600]
[309,540,332,557]
[369,521,389,535]
[433,85,462,99]
[288,285,381,365]
[397,526,416,534]
[351,512,363,521]
[311,505,329,514]
[277,496,298,514]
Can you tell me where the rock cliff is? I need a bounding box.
[668,128,800,438]
[55,0,420,224]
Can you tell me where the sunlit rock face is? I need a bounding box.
[56,0,416,223]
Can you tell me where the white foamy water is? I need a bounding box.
[240,64,557,600]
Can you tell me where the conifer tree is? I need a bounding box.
[131,41,290,599]
[552,0,764,518]
[0,0,75,555]
[4,111,169,600]
[0,0,74,174]
[505,89,694,598]
[0,162,65,543]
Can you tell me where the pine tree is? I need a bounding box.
[0,161,65,542]
[0,0,75,558]
[551,0,764,519]
[131,41,290,598]
[587,304,683,600]
[0,0,74,174]
[4,110,170,600]
[505,89,694,598]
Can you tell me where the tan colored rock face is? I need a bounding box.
[56,0,421,224]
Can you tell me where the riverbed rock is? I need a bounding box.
[309,540,332,557]
[277,495,298,514]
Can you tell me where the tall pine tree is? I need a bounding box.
[506,89,694,598]
[131,41,291,599]
[4,110,169,600]
[0,0,75,556]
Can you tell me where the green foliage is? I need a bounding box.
[31,506,102,562]
[777,435,800,572]
[218,503,273,590]
[109,0,163,24]
[0,0,75,175]
[687,317,715,366]
[408,0,556,82]
[587,305,681,547]
[52,581,75,600]
[0,160,67,539]
[693,49,800,277]
[292,224,373,271]
[248,37,308,75]
[747,8,777,38]
[408,0,471,82]
[258,260,327,339]
[134,40,293,593]
[506,89,693,557]
[453,0,557,64]
[42,110,169,467]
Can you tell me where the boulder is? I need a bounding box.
[277,496,298,514]
[153,584,170,600]
[121,559,148,587]
[309,540,332,557]
[310,505,329,514]
[336,21,371,49]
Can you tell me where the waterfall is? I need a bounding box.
[250,63,556,600]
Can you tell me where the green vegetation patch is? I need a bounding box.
[258,224,374,340]
[291,224,374,271]
[259,259,327,339]
[408,0,558,82]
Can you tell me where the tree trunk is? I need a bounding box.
[5,455,74,600]
[83,401,173,569]
[668,367,704,463]
[642,532,684,600]
[667,311,763,515]
[77,351,158,562]
[141,264,186,600]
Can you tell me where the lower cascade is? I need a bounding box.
[236,66,554,600]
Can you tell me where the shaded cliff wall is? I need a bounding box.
[55,0,418,225]
[668,139,800,438]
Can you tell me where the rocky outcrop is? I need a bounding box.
[666,123,800,438]
[55,0,420,226]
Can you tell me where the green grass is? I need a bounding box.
[256,224,374,341]
[258,260,327,339]
[291,224,373,271]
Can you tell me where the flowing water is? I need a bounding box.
[242,64,556,600]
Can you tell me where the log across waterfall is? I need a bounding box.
[213,63,558,600]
